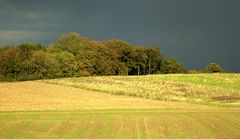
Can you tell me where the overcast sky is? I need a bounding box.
[0,0,239,71]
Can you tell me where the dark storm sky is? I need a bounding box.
[0,0,240,71]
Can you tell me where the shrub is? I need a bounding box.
[205,63,224,73]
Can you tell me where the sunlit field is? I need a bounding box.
[45,73,240,107]
[1,109,240,139]
[0,74,240,138]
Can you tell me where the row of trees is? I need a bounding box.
[0,33,186,81]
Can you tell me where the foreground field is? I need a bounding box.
[45,73,240,106]
[0,109,240,139]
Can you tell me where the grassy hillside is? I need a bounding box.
[44,74,240,106]
[1,109,240,139]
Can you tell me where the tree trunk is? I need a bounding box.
[138,63,140,76]
[148,58,151,74]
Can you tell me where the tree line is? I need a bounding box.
[0,32,187,81]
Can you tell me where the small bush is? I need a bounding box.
[205,63,224,73]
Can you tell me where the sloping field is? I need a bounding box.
[0,74,240,138]
[0,81,204,111]
[45,74,240,106]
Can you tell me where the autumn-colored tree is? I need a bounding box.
[0,46,22,81]
[0,32,186,81]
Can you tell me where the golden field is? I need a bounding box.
[0,81,206,111]
[0,74,240,139]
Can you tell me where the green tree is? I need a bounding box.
[31,51,59,79]
[104,40,136,75]
[55,51,81,77]
[49,32,87,55]
[161,58,185,74]
[17,43,47,80]
[205,63,224,73]
[145,48,161,74]
[132,47,147,75]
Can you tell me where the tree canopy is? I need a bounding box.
[0,32,187,81]
[205,63,224,73]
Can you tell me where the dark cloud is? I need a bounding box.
[0,0,240,71]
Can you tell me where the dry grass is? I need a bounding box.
[44,74,240,106]
[0,81,207,111]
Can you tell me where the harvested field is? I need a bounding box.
[0,81,206,111]
[0,74,240,139]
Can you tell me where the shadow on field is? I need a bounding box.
[212,96,240,102]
